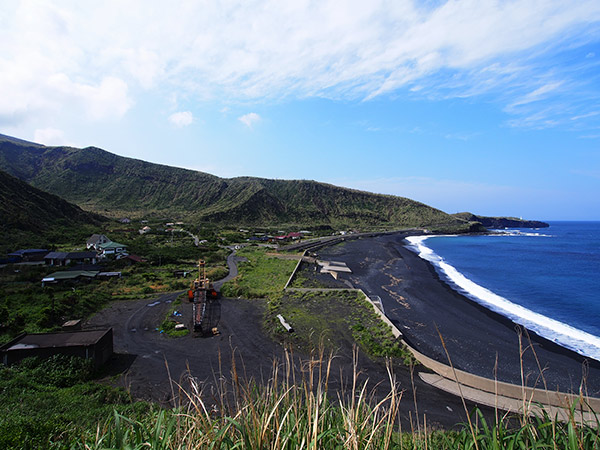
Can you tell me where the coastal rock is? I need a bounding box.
[453,212,549,229]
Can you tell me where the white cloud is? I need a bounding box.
[509,82,564,108]
[1,0,600,129]
[168,111,193,127]
[34,127,66,146]
[238,112,261,128]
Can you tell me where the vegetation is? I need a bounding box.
[268,290,415,364]
[0,235,227,344]
[220,247,299,298]
[73,352,599,449]
[0,135,474,230]
[0,169,106,254]
[0,355,151,450]
[452,212,549,229]
[158,296,189,338]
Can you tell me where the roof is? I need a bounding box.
[1,329,111,351]
[125,254,146,263]
[45,251,97,260]
[86,234,109,245]
[66,251,97,259]
[8,249,48,256]
[42,270,99,281]
[98,241,127,249]
[44,251,69,259]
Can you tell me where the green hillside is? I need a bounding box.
[0,168,105,252]
[0,135,470,230]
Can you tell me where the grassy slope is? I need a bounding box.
[0,169,104,232]
[0,169,106,253]
[0,135,470,230]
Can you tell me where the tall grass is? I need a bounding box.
[79,349,600,450]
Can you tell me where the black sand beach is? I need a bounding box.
[315,233,600,397]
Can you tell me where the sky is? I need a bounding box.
[1,1,600,220]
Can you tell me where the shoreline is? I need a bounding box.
[314,232,600,397]
[406,233,600,363]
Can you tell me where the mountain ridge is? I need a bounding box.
[0,135,473,230]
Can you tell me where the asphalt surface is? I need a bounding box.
[86,250,499,429]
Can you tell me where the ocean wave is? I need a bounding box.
[405,235,600,362]
[489,229,554,237]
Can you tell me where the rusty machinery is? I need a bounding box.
[187,260,220,335]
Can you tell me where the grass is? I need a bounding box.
[220,246,299,298]
[267,290,415,364]
[158,296,190,338]
[0,355,152,450]
[76,350,600,449]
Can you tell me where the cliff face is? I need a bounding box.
[453,213,549,229]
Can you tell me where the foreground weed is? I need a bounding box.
[78,348,600,450]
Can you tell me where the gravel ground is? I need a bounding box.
[85,288,495,429]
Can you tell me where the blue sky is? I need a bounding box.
[1,1,600,220]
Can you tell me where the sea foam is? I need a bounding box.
[405,235,600,362]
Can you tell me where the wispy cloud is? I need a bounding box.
[238,112,261,129]
[168,111,193,127]
[1,1,600,130]
[509,82,564,108]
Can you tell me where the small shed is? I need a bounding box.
[0,328,113,368]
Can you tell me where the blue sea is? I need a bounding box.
[405,222,600,361]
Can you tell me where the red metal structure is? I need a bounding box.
[190,260,220,335]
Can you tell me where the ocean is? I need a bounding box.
[405,221,600,361]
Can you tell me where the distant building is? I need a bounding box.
[1,329,113,368]
[124,254,147,264]
[119,218,131,224]
[97,241,128,259]
[7,249,49,262]
[42,270,99,286]
[139,226,152,234]
[44,251,98,266]
[86,234,111,250]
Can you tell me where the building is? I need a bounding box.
[97,241,128,259]
[42,270,99,286]
[44,251,98,266]
[124,254,147,264]
[139,226,152,234]
[7,249,49,262]
[86,234,111,250]
[0,329,113,368]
